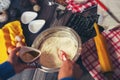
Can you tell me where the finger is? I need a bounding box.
[61,59,74,68]
[11,47,21,54]
[15,36,26,47]
[9,47,21,58]
[59,50,74,63]
[62,53,67,61]
[59,50,68,61]
[8,46,16,54]
[16,41,26,47]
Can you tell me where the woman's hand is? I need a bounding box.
[58,59,83,80]
[7,42,28,73]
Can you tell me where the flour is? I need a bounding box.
[39,36,78,68]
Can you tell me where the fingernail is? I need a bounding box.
[60,50,67,61]
[62,53,67,61]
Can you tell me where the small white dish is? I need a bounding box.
[19,46,41,63]
[21,11,38,24]
[28,19,45,33]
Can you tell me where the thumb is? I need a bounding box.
[59,50,68,61]
[8,47,21,58]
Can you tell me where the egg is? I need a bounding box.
[7,46,16,54]
[16,42,26,47]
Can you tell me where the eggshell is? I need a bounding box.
[21,11,38,24]
[28,19,45,33]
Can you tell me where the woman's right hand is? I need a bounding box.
[58,59,83,80]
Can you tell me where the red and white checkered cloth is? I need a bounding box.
[81,27,120,80]
[65,0,97,13]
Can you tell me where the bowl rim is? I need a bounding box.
[32,26,82,72]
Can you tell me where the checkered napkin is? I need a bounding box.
[81,27,120,80]
[65,0,97,13]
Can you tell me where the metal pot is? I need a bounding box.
[32,26,82,73]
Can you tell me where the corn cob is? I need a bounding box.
[94,22,113,73]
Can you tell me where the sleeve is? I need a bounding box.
[0,61,15,80]
[61,77,75,80]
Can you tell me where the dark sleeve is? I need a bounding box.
[0,62,15,80]
[61,77,75,80]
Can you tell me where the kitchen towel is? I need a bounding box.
[81,26,120,80]
[65,0,97,13]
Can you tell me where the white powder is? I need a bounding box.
[39,36,78,68]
